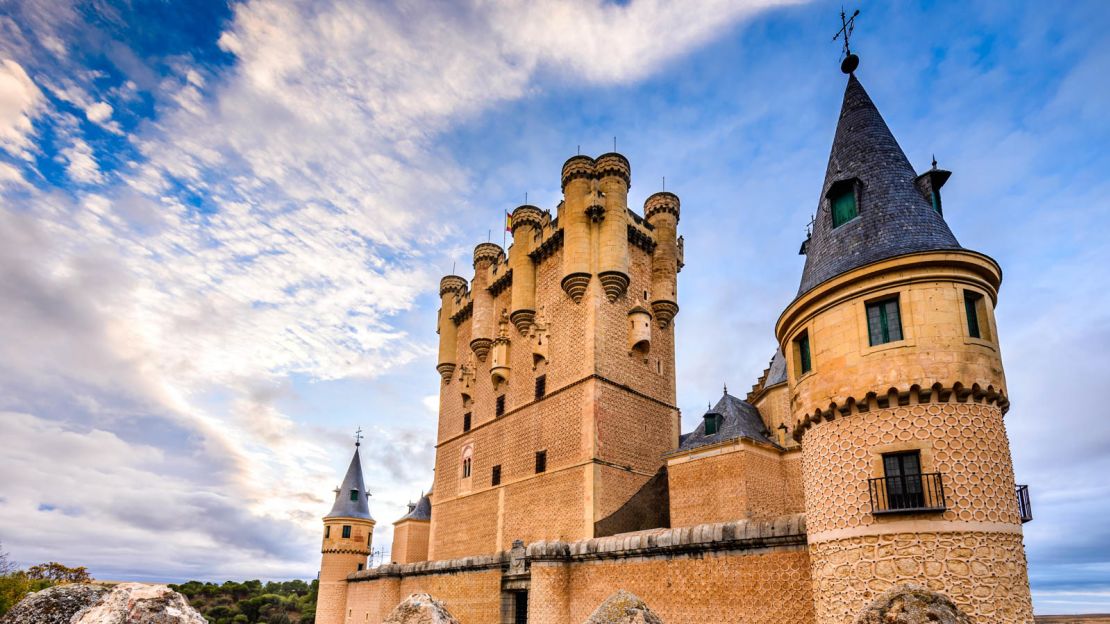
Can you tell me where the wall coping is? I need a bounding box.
[348,514,807,584]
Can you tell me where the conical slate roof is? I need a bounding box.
[325,446,372,520]
[677,392,775,452]
[797,74,960,295]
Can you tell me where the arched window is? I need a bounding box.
[461,445,473,479]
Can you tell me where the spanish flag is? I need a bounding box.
[505,211,512,232]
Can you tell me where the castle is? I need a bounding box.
[313,59,1034,623]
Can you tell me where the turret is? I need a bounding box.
[560,156,595,303]
[644,192,681,327]
[315,440,375,624]
[469,243,502,361]
[595,152,631,301]
[436,275,467,383]
[779,69,1031,622]
[509,205,543,333]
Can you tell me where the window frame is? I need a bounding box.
[342,525,352,539]
[794,330,812,377]
[325,525,330,538]
[866,296,904,346]
[496,395,506,418]
[535,450,547,474]
[703,413,721,436]
[491,464,501,486]
[462,412,471,432]
[827,178,860,229]
[535,374,546,400]
[349,489,359,501]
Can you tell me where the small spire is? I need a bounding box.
[354,426,363,447]
[723,382,728,395]
[931,154,938,169]
[832,8,861,74]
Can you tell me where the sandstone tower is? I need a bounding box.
[777,71,1033,620]
[427,153,682,559]
[316,443,375,624]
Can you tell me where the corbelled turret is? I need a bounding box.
[797,74,960,295]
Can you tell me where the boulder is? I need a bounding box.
[0,584,107,624]
[72,583,206,624]
[382,593,458,624]
[855,584,972,624]
[1,583,206,624]
[583,590,664,624]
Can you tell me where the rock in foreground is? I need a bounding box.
[2,583,205,624]
[584,590,664,624]
[0,584,107,624]
[73,583,206,624]
[855,584,972,624]
[382,593,458,624]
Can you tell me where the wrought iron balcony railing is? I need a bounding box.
[1016,484,1033,523]
[868,472,947,514]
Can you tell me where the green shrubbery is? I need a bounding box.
[170,579,318,624]
[0,542,91,616]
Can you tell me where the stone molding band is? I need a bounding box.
[807,520,1024,544]
[794,381,1010,442]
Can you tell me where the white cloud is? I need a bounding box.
[61,136,105,184]
[0,58,44,157]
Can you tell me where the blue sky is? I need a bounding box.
[0,0,1108,615]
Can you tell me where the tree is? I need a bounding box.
[0,542,16,575]
[24,562,91,584]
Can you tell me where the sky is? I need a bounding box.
[0,0,1108,615]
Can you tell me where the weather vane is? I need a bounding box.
[354,427,364,447]
[832,7,861,74]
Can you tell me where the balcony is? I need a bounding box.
[868,473,947,515]
[1016,484,1033,523]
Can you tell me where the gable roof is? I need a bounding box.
[797,73,960,295]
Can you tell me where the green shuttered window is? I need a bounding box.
[866,297,903,346]
[704,414,721,436]
[965,290,982,338]
[349,489,359,501]
[341,525,351,539]
[831,185,858,228]
[796,331,812,375]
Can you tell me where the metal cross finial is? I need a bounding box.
[354,427,364,447]
[833,8,861,73]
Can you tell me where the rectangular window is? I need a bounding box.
[462,457,471,478]
[535,450,547,474]
[882,451,924,509]
[491,464,501,486]
[703,414,720,436]
[794,330,811,376]
[964,290,986,339]
[496,395,505,417]
[866,297,903,346]
[831,185,858,228]
[349,489,359,501]
[463,412,471,432]
[931,190,942,215]
[357,563,363,571]
[342,525,351,539]
[534,374,546,400]
[325,526,330,538]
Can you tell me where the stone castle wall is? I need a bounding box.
[346,516,811,624]
[800,401,1032,621]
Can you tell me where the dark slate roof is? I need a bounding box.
[325,446,373,520]
[797,73,960,295]
[677,393,776,452]
[397,493,431,522]
[765,348,787,387]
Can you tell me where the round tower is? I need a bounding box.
[560,155,595,303]
[435,275,467,383]
[469,243,502,362]
[509,204,543,333]
[644,192,680,327]
[778,72,1031,621]
[595,152,631,302]
[315,441,375,624]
